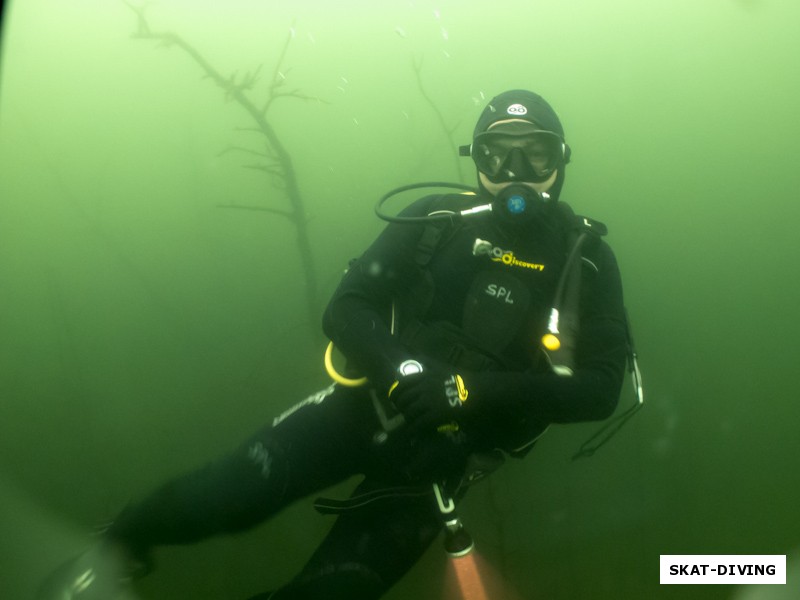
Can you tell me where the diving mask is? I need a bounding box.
[463,122,566,183]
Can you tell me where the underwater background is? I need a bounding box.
[1,0,798,598]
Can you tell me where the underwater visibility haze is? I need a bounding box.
[1,0,799,598]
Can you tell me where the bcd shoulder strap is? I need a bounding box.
[413,193,476,267]
[399,194,472,329]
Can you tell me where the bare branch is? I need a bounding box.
[217,145,269,159]
[233,126,270,137]
[262,90,329,114]
[217,204,294,219]
[125,4,322,325]
[411,57,465,182]
[243,163,285,177]
[124,0,151,37]
[267,22,296,104]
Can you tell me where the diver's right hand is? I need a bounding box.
[390,368,470,436]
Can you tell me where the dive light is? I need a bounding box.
[433,482,474,558]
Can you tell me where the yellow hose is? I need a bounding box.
[324,341,368,387]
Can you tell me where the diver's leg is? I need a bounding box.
[107,385,373,551]
[36,384,376,599]
[260,478,443,600]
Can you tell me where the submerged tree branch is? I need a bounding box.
[125,2,321,327]
[411,57,465,182]
[217,204,294,219]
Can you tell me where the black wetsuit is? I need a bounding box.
[106,193,628,599]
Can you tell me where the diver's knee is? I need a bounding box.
[214,434,290,532]
[240,434,288,488]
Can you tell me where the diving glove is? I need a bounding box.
[390,363,470,435]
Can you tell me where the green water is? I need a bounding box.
[1,1,798,598]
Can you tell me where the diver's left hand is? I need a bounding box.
[390,371,470,436]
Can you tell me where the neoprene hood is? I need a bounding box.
[473,89,569,202]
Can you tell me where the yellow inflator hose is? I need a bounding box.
[324,341,368,387]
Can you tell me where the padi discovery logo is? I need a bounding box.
[472,238,545,272]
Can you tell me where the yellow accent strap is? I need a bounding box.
[454,374,469,403]
[324,341,368,387]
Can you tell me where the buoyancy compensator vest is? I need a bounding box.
[392,192,606,377]
[384,187,643,460]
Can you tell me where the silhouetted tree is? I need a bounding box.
[126,3,325,329]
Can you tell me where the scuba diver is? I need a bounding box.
[36,89,634,599]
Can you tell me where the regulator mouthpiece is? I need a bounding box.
[492,183,550,223]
